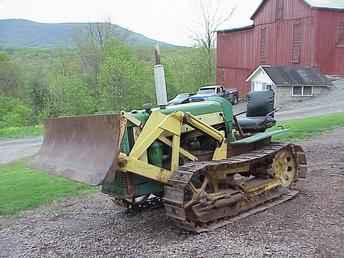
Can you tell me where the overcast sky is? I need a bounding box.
[0,0,262,46]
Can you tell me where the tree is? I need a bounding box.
[192,0,235,83]
[0,52,22,97]
[27,70,50,123]
[161,47,212,98]
[60,75,96,116]
[99,39,154,111]
[0,96,31,128]
[43,50,97,117]
[74,21,114,105]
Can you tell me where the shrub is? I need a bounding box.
[0,96,31,128]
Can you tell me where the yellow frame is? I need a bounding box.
[118,111,227,184]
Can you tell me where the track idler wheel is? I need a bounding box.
[272,148,297,187]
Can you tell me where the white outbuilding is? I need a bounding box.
[246,65,333,106]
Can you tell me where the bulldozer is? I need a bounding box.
[31,91,307,233]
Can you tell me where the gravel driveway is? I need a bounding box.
[234,79,344,120]
[1,128,343,258]
[0,138,42,165]
[276,79,344,120]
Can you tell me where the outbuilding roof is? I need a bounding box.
[247,65,333,86]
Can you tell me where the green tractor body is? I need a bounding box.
[107,97,233,202]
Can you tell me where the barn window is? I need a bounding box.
[336,21,344,47]
[276,0,284,20]
[291,23,303,64]
[260,28,267,63]
[292,86,313,96]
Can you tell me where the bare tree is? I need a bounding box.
[72,20,113,107]
[74,20,112,77]
[192,0,235,82]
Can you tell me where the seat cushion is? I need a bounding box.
[247,91,274,117]
[237,116,276,131]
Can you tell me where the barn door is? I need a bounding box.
[292,23,303,64]
[337,21,344,47]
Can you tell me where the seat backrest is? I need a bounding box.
[247,91,274,117]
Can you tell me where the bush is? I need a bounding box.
[0,96,31,128]
[0,125,42,139]
[60,75,96,116]
[99,39,155,112]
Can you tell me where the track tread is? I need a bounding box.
[163,142,306,232]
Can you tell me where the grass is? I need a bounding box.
[0,125,43,139]
[271,112,344,141]
[0,161,96,216]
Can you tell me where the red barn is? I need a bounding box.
[216,0,344,96]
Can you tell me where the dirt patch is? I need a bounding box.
[1,129,344,257]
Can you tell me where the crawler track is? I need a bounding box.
[163,142,307,233]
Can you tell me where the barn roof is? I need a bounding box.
[218,0,344,32]
[217,24,254,33]
[251,0,344,19]
[305,0,344,9]
[247,65,333,86]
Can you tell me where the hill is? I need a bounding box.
[0,19,176,48]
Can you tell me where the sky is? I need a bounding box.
[0,0,262,46]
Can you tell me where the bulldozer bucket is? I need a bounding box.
[31,114,126,186]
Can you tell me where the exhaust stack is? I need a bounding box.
[154,45,168,106]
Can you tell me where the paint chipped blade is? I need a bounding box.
[31,114,126,186]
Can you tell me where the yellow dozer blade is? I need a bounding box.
[31,114,126,186]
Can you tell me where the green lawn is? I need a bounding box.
[0,161,96,216]
[0,125,43,139]
[271,112,344,141]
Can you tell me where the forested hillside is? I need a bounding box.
[0,19,175,48]
[0,26,215,130]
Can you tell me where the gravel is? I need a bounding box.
[1,129,344,258]
[276,79,344,121]
[234,79,344,121]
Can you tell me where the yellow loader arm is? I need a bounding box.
[119,111,227,184]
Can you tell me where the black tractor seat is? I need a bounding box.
[234,90,276,134]
[237,116,276,132]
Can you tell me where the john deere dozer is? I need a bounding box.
[31,91,307,232]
